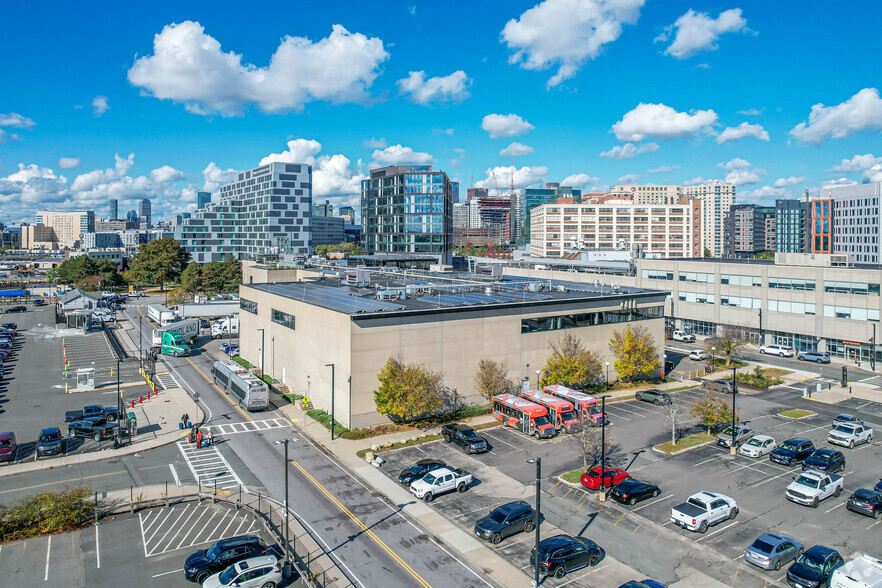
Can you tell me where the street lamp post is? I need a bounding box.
[138,316,143,369]
[535,369,540,389]
[605,362,610,389]
[730,367,738,455]
[599,395,611,500]
[257,328,265,372]
[526,457,541,588]
[272,336,275,382]
[272,437,299,578]
[711,346,716,373]
[325,363,336,440]
[115,357,122,447]
[227,314,233,354]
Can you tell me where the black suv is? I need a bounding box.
[802,449,845,473]
[398,459,447,486]
[473,501,535,544]
[771,439,815,466]
[786,545,843,588]
[184,536,267,583]
[6,306,26,313]
[36,427,64,459]
[530,534,602,579]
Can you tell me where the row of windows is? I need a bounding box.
[271,309,295,330]
[642,270,674,280]
[720,295,760,309]
[521,306,663,333]
[240,299,257,314]
[769,277,815,291]
[768,300,816,315]
[823,281,880,295]
[679,292,715,304]
[721,274,761,287]
[679,272,714,283]
[823,305,880,322]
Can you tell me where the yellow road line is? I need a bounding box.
[291,460,432,588]
[0,470,126,494]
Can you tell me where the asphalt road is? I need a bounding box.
[121,298,498,588]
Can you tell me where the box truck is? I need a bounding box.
[147,304,176,326]
[152,318,199,347]
[211,315,239,339]
[174,301,240,319]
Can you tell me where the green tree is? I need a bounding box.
[704,325,748,366]
[474,359,514,403]
[48,256,124,289]
[374,356,445,422]
[703,247,712,258]
[689,389,740,433]
[200,262,223,294]
[220,254,241,292]
[314,245,329,258]
[126,237,190,291]
[179,262,203,293]
[541,333,602,389]
[609,325,660,382]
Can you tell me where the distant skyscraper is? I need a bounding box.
[109,199,118,221]
[138,198,152,227]
[126,209,139,222]
[338,205,355,223]
[197,191,211,210]
[775,198,808,254]
[451,181,460,203]
[467,187,489,201]
[312,200,333,217]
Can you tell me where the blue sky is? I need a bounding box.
[2,0,882,224]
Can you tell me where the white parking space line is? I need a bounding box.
[152,569,183,578]
[867,519,882,530]
[44,535,51,582]
[169,464,181,486]
[481,431,519,450]
[696,520,739,541]
[95,525,100,569]
[690,456,719,468]
[556,564,608,587]
[632,494,674,511]
[824,502,845,514]
[748,469,799,488]
[174,507,211,551]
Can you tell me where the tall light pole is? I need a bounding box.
[326,363,335,440]
[257,328,264,372]
[526,457,541,588]
[272,437,299,577]
[730,367,738,455]
[138,315,143,368]
[711,346,716,373]
[535,369,540,389]
[115,356,122,447]
[271,336,275,382]
[599,395,611,500]
[605,362,610,390]
[227,313,233,354]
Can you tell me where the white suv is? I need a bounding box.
[759,344,795,357]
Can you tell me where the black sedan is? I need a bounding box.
[67,417,118,441]
[473,501,535,544]
[609,479,661,506]
[846,489,882,518]
[398,459,446,486]
[802,449,845,473]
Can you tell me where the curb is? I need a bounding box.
[651,439,714,456]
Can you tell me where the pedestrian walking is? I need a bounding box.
[209,429,215,446]
[196,428,203,449]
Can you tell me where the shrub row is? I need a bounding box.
[0,486,94,540]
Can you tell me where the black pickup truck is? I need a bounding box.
[65,404,118,423]
[67,417,118,441]
[441,423,489,454]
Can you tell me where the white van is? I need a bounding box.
[832,554,882,588]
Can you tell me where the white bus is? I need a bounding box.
[211,360,270,411]
[147,304,176,326]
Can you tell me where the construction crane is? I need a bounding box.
[490,169,500,196]
[510,157,515,197]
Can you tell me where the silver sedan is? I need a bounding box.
[744,533,803,571]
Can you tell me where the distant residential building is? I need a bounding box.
[34,210,95,247]
[21,224,59,249]
[313,200,333,217]
[0,225,21,248]
[138,198,152,227]
[775,198,808,254]
[175,161,312,263]
[109,199,118,221]
[197,191,211,210]
[808,198,833,254]
[451,181,460,203]
[477,196,513,243]
[96,219,139,231]
[467,187,488,201]
[520,183,583,243]
[69,249,124,269]
[312,216,345,248]
[361,165,454,264]
[343,224,361,244]
[819,181,882,263]
[182,213,191,220]
[338,206,355,223]
[724,204,775,258]
[82,232,123,249]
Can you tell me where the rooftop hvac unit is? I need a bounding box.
[527,281,541,292]
[613,285,620,292]
[593,279,600,286]
[491,265,503,278]
[556,285,567,292]
[485,287,493,295]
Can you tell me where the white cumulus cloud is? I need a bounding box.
[92,95,109,116]
[612,103,717,141]
[737,108,761,116]
[371,145,434,166]
[502,0,644,87]
[0,112,36,142]
[821,177,859,188]
[150,165,186,184]
[715,122,769,144]
[481,113,535,139]
[396,70,471,105]
[658,8,748,59]
[260,138,365,200]
[599,142,659,159]
[561,173,601,190]
[740,186,787,203]
[127,21,389,116]
[772,176,805,188]
[362,137,387,149]
[58,157,81,169]
[475,165,549,196]
[830,153,882,173]
[718,157,764,186]
[500,142,534,157]
[202,162,239,193]
[790,88,882,144]
[616,173,644,184]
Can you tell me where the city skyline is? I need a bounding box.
[3,1,882,225]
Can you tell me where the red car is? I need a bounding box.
[580,466,630,490]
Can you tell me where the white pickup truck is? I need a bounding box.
[786,470,844,508]
[828,423,874,448]
[672,330,696,343]
[670,491,738,533]
[409,467,472,503]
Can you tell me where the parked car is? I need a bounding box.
[831,555,882,588]
[739,435,777,458]
[802,449,846,473]
[609,479,661,506]
[760,344,795,357]
[797,351,830,363]
[398,459,447,486]
[672,330,695,343]
[580,466,630,490]
[1,322,17,331]
[846,488,882,518]
[688,349,709,361]
[34,298,47,306]
[670,492,738,533]
[441,423,488,454]
[832,414,862,428]
[717,425,753,448]
[876,479,882,493]
[530,534,602,579]
[409,467,472,502]
[786,545,844,588]
[786,470,844,508]
[771,439,815,466]
[827,423,873,448]
[203,555,282,588]
[65,404,119,423]
[184,536,268,583]
[704,378,737,394]
[0,432,16,463]
[35,427,64,459]
[67,417,118,442]
[617,582,667,588]
[635,389,671,405]
[744,532,803,571]
[128,291,145,297]
[473,501,535,544]
[6,306,27,313]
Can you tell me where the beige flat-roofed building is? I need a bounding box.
[35,210,94,247]
[239,273,665,428]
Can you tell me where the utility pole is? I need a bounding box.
[730,367,739,455]
[599,395,611,500]
[526,457,541,588]
[326,363,335,440]
[872,324,876,372]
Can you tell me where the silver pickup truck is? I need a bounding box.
[785,470,844,508]
[670,491,738,533]
[827,423,873,448]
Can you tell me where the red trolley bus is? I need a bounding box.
[519,389,581,433]
[543,385,607,426]
[492,393,556,438]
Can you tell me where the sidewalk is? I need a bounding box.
[0,386,199,478]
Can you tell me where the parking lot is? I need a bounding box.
[0,501,278,587]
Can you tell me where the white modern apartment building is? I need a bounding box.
[174,162,312,263]
[530,196,703,258]
[610,181,735,257]
[819,182,882,264]
[34,210,95,247]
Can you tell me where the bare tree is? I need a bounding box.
[704,324,750,366]
[662,395,690,446]
[569,426,614,470]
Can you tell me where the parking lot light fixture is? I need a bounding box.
[535,369,540,388]
[605,362,610,389]
[526,457,541,588]
[711,346,716,372]
[730,367,738,455]
[272,437,299,575]
[599,394,611,501]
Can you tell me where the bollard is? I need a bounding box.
[131,399,135,409]
[139,395,143,404]
[213,479,217,504]
[147,391,151,400]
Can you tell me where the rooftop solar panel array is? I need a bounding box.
[254,283,405,313]
[417,293,515,306]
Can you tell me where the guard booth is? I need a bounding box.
[76,367,95,391]
[66,310,93,332]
